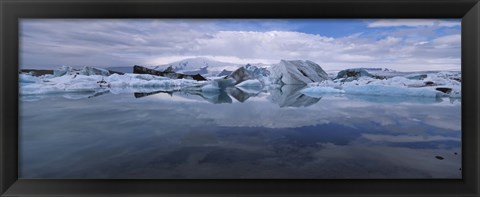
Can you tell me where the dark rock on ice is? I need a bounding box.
[336,68,372,79]
[190,74,207,81]
[107,70,124,75]
[20,69,54,76]
[435,156,444,160]
[424,81,436,86]
[450,77,461,82]
[335,68,387,81]
[133,65,165,76]
[435,87,452,94]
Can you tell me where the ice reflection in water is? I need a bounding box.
[19,85,461,179]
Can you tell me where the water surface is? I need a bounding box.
[19,86,461,179]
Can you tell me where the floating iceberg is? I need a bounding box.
[245,64,270,78]
[20,63,461,101]
[335,68,373,79]
[235,79,263,88]
[201,83,221,92]
[54,66,111,77]
[19,74,41,83]
[228,67,256,84]
[269,60,328,85]
[303,71,461,98]
[19,73,208,96]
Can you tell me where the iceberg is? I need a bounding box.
[20,73,208,96]
[81,66,111,76]
[228,67,255,84]
[53,66,111,77]
[19,74,41,83]
[217,69,232,77]
[54,66,74,77]
[245,64,270,78]
[269,60,328,85]
[235,79,263,88]
[201,83,221,92]
[20,64,461,101]
[314,70,461,98]
[335,68,373,79]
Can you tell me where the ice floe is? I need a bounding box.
[19,62,461,100]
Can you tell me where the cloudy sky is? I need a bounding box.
[20,19,461,71]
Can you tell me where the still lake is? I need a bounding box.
[19,85,461,179]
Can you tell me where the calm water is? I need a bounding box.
[19,86,462,179]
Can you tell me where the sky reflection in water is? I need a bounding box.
[19,86,461,179]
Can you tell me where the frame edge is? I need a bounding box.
[1,0,480,196]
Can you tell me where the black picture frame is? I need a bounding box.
[1,0,479,196]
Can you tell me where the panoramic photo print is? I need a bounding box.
[19,19,461,179]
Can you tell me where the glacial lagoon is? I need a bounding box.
[19,85,461,179]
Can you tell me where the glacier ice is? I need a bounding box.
[269,60,328,85]
[20,62,461,100]
[235,79,263,88]
[304,71,461,98]
[19,74,41,83]
[228,67,256,84]
[335,68,373,79]
[20,73,207,96]
[201,83,221,92]
[54,66,111,77]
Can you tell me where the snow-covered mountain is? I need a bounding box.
[150,57,240,73]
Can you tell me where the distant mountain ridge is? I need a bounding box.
[106,57,271,75]
[150,57,240,72]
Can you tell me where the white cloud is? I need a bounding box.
[433,34,461,43]
[20,19,461,71]
[367,19,460,28]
